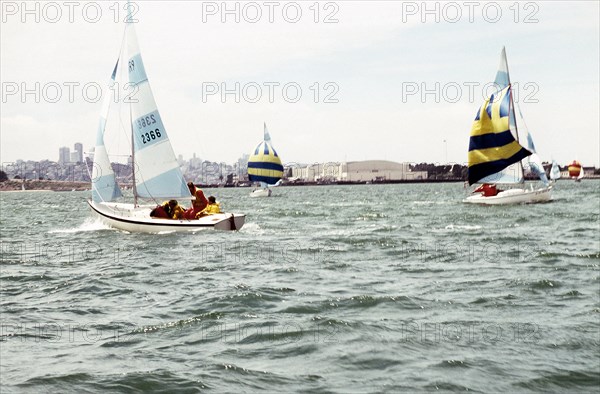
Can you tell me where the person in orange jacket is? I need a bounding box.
[184,181,208,219]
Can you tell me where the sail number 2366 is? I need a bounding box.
[141,129,162,144]
[137,114,162,144]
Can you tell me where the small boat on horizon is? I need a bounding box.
[248,123,284,198]
[568,160,584,182]
[550,160,561,183]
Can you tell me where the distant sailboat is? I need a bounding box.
[463,47,552,205]
[577,166,585,182]
[87,1,245,231]
[550,160,561,182]
[568,160,584,182]
[248,123,284,197]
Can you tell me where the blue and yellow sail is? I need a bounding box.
[247,123,284,185]
[467,85,531,185]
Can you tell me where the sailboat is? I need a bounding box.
[463,47,552,205]
[550,160,561,182]
[568,160,584,182]
[577,167,585,182]
[88,3,245,232]
[247,123,283,197]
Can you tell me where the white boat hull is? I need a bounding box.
[249,188,272,198]
[463,186,552,205]
[88,201,245,232]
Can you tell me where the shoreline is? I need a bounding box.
[1,177,597,192]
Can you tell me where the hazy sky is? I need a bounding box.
[2,1,599,167]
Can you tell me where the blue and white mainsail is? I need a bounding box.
[125,20,189,200]
[91,60,122,203]
[248,123,284,185]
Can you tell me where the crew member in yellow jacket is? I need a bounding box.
[195,196,221,218]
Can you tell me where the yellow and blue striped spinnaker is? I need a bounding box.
[247,141,284,185]
[467,85,531,185]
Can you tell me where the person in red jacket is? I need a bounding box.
[184,181,208,219]
[473,183,500,197]
[150,200,185,219]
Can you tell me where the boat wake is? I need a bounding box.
[48,218,113,234]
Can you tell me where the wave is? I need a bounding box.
[48,218,112,234]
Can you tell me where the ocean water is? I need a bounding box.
[1,182,599,392]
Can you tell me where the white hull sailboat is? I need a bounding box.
[88,2,244,232]
[464,47,552,205]
[247,123,283,197]
[249,188,272,198]
[463,185,552,205]
[88,201,245,232]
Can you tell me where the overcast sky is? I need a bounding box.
[2,1,599,167]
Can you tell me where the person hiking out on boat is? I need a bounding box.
[473,183,501,197]
[184,181,208,219]
[196,196,221,218]
[150,200,185,219]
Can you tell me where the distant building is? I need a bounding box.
[73,143,83,163]
[288,160,427,182]
[70,152,79,163]
[58,147,70,164]
[237,153,249,182]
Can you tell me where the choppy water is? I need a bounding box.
[1,182,599,392]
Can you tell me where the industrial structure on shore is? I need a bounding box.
[287,160,428,183]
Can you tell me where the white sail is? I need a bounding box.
[494,47,510,88]
[550,160,561,181]
[516,103,549,185]
[264,122,272,144]
[578,166,585,180]
[92,60,122,203]
[125,23,189,199]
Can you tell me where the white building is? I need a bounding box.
[288,160,427,182]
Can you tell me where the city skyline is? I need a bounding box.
[2,1,599,167]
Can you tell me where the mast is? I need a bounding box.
[130,103,138,206]
[125,0,138,206]
[503,47,526,181]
